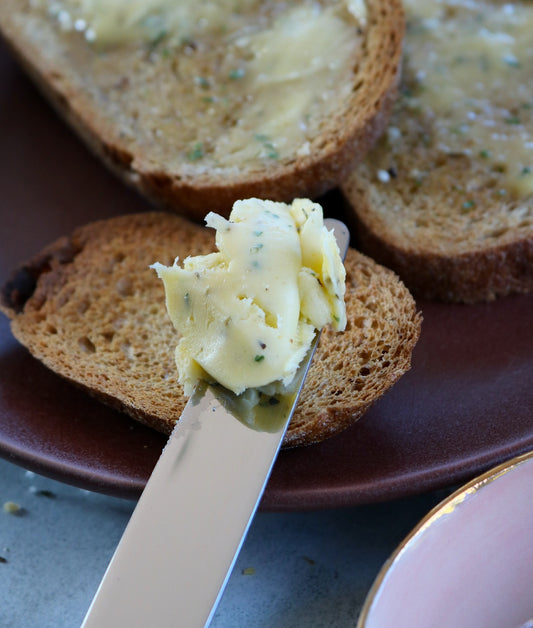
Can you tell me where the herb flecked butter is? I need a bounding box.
[152,197,346,396]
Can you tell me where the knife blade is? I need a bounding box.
[81,218,350,628]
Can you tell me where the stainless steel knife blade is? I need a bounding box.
[81,218,350,628]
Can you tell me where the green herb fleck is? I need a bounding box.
[242,567,255,575]
[450,123,469,135]
[196,76,210,89]
[148,29,168,51]
[229,68,245,80]
[462,200,476,210]
[504,116,521,125]
[255,134,278,159]
[521,167,532,176]
[479,149,491,159]
[254,355,265,363]
[250,243,263,253]
[187,143,204,161]
[253,230,263,237]
[504,56,520,69]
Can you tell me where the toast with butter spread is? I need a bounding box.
[342,0,533,303]
[0,212,421,447]
[0,0,403,221]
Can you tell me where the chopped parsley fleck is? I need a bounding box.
[462,200,476,209]
[254,355,265,362]
[229,68,245,80]
[195,76,210,89]
[450,123,469,135]
[521,167,532,176]
[479,149,491,159]
[255,134,279,159]
[147,29,168,51]
[504,56,521,69]
[250,243,263,253]
[504,116,521,125]
[187,143,204,161]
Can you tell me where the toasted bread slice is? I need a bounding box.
[0,0,403,221]
[0,212,421,447]
[342,0,533,303]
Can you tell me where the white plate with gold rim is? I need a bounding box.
[358,450,533,628]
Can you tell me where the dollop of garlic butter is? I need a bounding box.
[152,198,346,396]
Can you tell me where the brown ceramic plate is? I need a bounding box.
[1,41,532,509]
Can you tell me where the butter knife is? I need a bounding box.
[81,218,350,628]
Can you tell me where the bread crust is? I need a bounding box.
[1,212,421,447]
[0,0,404,220]
[343,178,533,304]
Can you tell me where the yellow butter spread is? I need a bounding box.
[152,198,346,396]
[34,0,365,167]
[401,0,533,197]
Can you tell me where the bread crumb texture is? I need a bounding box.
[342,0,533,303]
[1,212,421,447]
